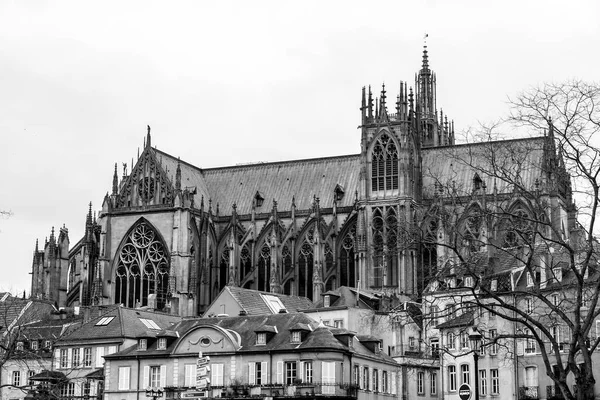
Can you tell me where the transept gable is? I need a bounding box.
[115,146,175,209]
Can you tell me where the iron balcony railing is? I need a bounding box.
[518,386,539,400]
[546,385,565,400]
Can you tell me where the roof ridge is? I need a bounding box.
[427,135,546,151]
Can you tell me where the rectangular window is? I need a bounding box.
[461,332,470,349]
[489,329,497,355]
[382,371,388,393]
[290,331,301,343]
[491,369,499,395]
[447,332,455,350]
[96,346,105,367]
[16,341,24,351]
[322,361,335,394]
[302,361,313,384]
[249,362,267,385]
[552,294,559,307]
[138,339,147,351]
[150,366,161,388]
[285,361,297,385]
[60,349,68,368]
[372,369,379,393]
[430,372,437,395]
[72,348,80,368]
[12,371,20,387]
[324,295,330,307]
[525,329,536,354]
[212,363,224,386]
[118,366,131,390]
[184,364,197,387]
[525,298,533,314]
[461,364,470,385]
[28,370,35,383]
[157,338,167,350]
[353,365,359,389]
[363,367,369,390]
[479,370,487,396]
[448,365,457,392]
[333,319,343,328]
[83,347,92,367]
[417,371,424,394]
[256,332,267,345]
[83,382,91,396]
[30,341,38,351]
[409,336,416,349]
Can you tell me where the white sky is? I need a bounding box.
[1,0,599,294]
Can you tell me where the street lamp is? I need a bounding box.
[469,327,483,400]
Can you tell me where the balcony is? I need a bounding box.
[164,382,359,400]
[518,386,539,400]
[391,344,439,359]
[546,386,564,400]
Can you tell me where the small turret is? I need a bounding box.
[112,163,118,195]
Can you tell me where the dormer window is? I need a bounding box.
[16,341,24,351]
[324,295,331,308]
[256,333,267,345]
[157,338,167,350]
[138,339,147,351]
[254,191,264,207]
[44,340,51,349]
[463,276,473,288]
[30,341,38,351]
[473,173,483,191]
[334,184,345,201]
[291,331,302,344]
[490,279,498,292]
[553,267,562,283]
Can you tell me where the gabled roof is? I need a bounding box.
[435,311,475,330]
[57,306,181,344]
[214,286,314,316]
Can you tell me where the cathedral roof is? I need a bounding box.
[156,149,361,214]
[422,136,546,198]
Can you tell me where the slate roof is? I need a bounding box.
[0,296,55,336]
[156,149,360,215]
[422,137,546,198]
[310,286,382,310]
[218,286,314,315]
[57,305,182,345]
[107,313,397,364]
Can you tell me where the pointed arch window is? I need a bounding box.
[503,208,533,248]
[385,208,398,287]
[257,243,271,292]
[298,238,314,300]
[372,208,385,288]
[282,244,293,275]
[421,219,438,283]
[339,225,356,287]
[461,207,483,255]
[371,133,399,192]
[241,245,252,278]
[67,260,76,292]
[115,222,169,309]
[219,248,229,291]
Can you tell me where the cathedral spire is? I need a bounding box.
[368,86,373,120]
[146,125,151,149]
[112,163,118,195]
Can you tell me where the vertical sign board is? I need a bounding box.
[196,351,211,395]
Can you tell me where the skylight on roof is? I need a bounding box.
[262,294,286,314]
[139,318,160,330]
[95,317,115,326]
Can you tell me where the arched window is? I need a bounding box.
[372,208,384,288]
[219,248,229,290]
[240,245,252,278]
[282,244,292,275]
[422,219,438,280]
[298,240,314,300]
[371,133,399,192]
[324,242,334,275]
[114,222,169,309]
[461,207,483,255]
[67,260,76,292]
[339,225,356,287]
[257,243,271,292]
[385,208,398,287]
[503,208,533,248]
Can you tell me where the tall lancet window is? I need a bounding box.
[371,133,399,192]
[257,243,271,292]
[339,224,356,287]
[115,222,169,310]
[298,227,315,300]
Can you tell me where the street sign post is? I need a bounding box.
[197,351,211,394]
[459,384,472,400]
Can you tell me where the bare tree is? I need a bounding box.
[417,80,600,400]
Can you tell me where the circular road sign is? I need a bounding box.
[459,384,472,400]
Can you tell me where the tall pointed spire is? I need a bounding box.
[112,163,118,195]
[146,125,151,148]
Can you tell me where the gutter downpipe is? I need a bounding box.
[137,355,141,400]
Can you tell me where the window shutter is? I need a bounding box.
[299,362,304,382]
[276,361,283,384]
[54,349,60,369]
[96,347,105,367]
[261,362,268,384]
[143,366,150,390]
[517,339,524,356]
[67,348,72,368]
[359,366,363,388]
[391,372,396,394]
[249,363,256,385]
[160,365,167,388]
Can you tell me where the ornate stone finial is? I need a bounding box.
[112,163,118,195]
[146,125,151,148]
[422,33,429,70]
[122,162,128,177]
[35,238,39,252]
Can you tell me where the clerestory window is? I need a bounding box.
[371,133,399,192]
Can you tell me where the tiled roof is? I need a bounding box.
[58,306,181,344]
[156,149,360,215]
[311,286,380,309]
[422,137,546,198]
[223,286,314,315]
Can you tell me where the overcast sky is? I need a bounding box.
[1,0,599,294]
